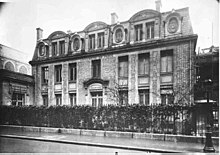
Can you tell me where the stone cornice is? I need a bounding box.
[29,34,198,66]
[0,69,34,85]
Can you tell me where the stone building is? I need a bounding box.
[30,2,197,107]
[0,44,34,106]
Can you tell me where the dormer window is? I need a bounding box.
[89,34,95,50]
[135,24,143,41]
[97,32,104,48]
[52,42,57,56]
[73,38,80,51]
[59,41,65,55]
[146,22,154,39]
[39,44,45,56]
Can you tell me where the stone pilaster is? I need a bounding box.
[62,63,68,105]
[128,54,138,104]
[150,50,161,104]
[48,64,55,106]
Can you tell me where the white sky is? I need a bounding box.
[0,0,219,62]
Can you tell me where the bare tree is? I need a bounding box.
[106,80,133,106]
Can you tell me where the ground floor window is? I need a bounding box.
[91,92,103,108]
[55,94,62,106]
[69,93,77,106]
[161,93,173,105]
[119,90,128,106]
[42,95,48,106]
[139,90,149,105]
[12,93,24,106]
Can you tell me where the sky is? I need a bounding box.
[0,0,219,62]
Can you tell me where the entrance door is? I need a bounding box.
[91,92,103,108]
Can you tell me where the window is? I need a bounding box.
[73,38,80,51]
[12,93,24,106]
[146,22,154,39]
[161,93,173,105]
[56,94,62,106]
[69,93,76,106]
[91,92,103,108]
[92,60,101,78]
[139,90,149,105]
[69,63,77,81]
[55,65,62,83]
[39,45,45,56]
[119,91,128,106]
[135,24,143,41]
[52,42,57,56]
[42,67,49,84]
[118,56,128,78]
[5,61,15,71]
[160,50,173,73]
[97,32,104,48]
[138,53,150,76]
[89,34,95,50]
[59,41,65,55]
[42,95,48,106]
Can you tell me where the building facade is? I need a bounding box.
[0,44,34,106]
[30,5,197,107]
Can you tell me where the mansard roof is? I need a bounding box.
[84,21,108,32]
[129,9,161,22]
[47,31,67,39]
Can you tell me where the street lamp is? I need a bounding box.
[203,79,215,153]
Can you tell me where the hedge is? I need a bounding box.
[0,104,195,135]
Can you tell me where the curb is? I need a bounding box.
[0,125,219,145]
[0,134,180,153]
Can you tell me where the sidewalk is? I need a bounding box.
[0,128,219,153]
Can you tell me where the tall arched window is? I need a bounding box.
[19,66,27,74]
[5,61,15,71]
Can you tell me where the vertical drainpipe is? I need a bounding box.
[189,40,192,105]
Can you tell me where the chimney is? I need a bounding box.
[155,0,162,12]
[111,12,118,25]
[36,27,43,41]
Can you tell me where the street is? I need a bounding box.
[0,137,147,154]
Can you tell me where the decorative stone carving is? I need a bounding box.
[129,9,160,22]
[48,31,67,40]
[84,21,108,32]
[167,17,179,33]
[115,28,123,43]
[113,25,125,44]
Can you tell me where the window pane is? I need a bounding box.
[144,59,149,74]
[167,56,173,72]
[161,57,167,72]
[138,59,144,75]
[161,94,166,105]
[92,60,101,78]
[139,94,144,105]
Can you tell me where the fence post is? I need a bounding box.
[203,125,215,152]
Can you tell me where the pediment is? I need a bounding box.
[48,31,67,39]
[83,78,109,89]
[129,9,161,22]
[84,21,108,32]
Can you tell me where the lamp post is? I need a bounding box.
[203,79,215,153]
